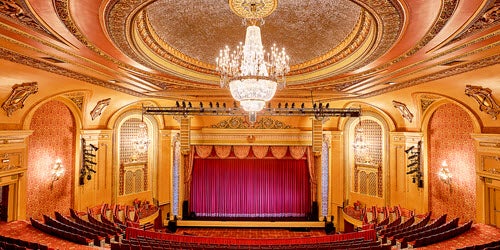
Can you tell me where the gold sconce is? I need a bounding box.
[438,160,452,190]
[51,159,64,188]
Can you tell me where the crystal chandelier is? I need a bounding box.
[216,18,289,113]
[133,118,150,154]
[352,116,368,153]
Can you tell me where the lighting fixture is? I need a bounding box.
[133,116,150,154]
[142,103,360,122]
[352,116,368,153]
[438,160,451,185]
[216,3,289,116]
[51,159,64,188]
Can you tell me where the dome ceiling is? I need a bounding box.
[0,0,498,102]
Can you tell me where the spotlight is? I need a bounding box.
[285,103,288,108]
[325,103,330,109]
[291,103,295,108]
[209,102,213,108]
[176,101,180,107]
[188,102,192,108]
[182,101,186,108]
[278,103,281,108]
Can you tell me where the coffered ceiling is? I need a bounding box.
[0,0,498,102]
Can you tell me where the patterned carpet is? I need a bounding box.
[0,220,499,249]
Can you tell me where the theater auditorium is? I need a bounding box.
[0,0,499,249]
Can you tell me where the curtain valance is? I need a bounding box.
[194,145,308,159]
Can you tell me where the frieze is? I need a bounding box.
[211,117,292,129]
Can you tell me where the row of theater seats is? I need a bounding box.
[0,235,49,250]
[408,220,473,248]
[111,236,391,250]
[374,212,472,248]
[30,209,124,246]
[458,239,500,250]
[378,212,432,244]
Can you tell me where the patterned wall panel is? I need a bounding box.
[353,119,383,197]
[119,118,149,196]
[27,100,75,219]
[428,103,476,222]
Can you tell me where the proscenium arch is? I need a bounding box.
[341,102,393,207]
[419,97,482,217]
[111,108,160,204]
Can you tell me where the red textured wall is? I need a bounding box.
[27,100,75,219]
[428,103,476,222]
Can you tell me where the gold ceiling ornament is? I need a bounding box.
[229,0,278,19]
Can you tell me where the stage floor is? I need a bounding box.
[176,220,325,228]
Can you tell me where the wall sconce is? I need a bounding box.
[438,160,452,185]
[51,159,64,189]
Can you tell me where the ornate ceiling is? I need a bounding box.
[0,0,498,102]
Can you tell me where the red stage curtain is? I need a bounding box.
[190,158,310,218]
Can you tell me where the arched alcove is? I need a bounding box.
[113,110,159,205]
[427,103,476,222]
[344,111,390,207]
[27,100,76,219]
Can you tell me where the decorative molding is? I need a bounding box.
[63,92,86,110]
[451,1,500,43]
[392,100,414,123]
[0,152,22,172]
[106,0,402,83]
[211,117,292,129]
[1,82,38,116]
[0,0,47,34]
[465,85,500,120]
[364,54,500,98]
[0,48,143,97]
[191,129,311,146]
[90,98,111,120]
[333,0,458,92]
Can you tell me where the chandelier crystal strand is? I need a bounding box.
[216,21,289,113]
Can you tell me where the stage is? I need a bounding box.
[175,220,325,228]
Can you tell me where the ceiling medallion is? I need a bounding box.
[229,0,278,19]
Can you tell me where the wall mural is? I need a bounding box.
[428,103,476,222]
[27,100,75,219]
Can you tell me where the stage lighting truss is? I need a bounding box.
[142,101,361,122]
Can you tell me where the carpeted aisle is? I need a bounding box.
[0,220,104,250]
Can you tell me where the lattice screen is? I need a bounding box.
[368,173,377,196]
[125,172,134,195]
[359,172,367,194]
[353,119,384,197]
[120,118,148,163]
[119,118,149,196]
